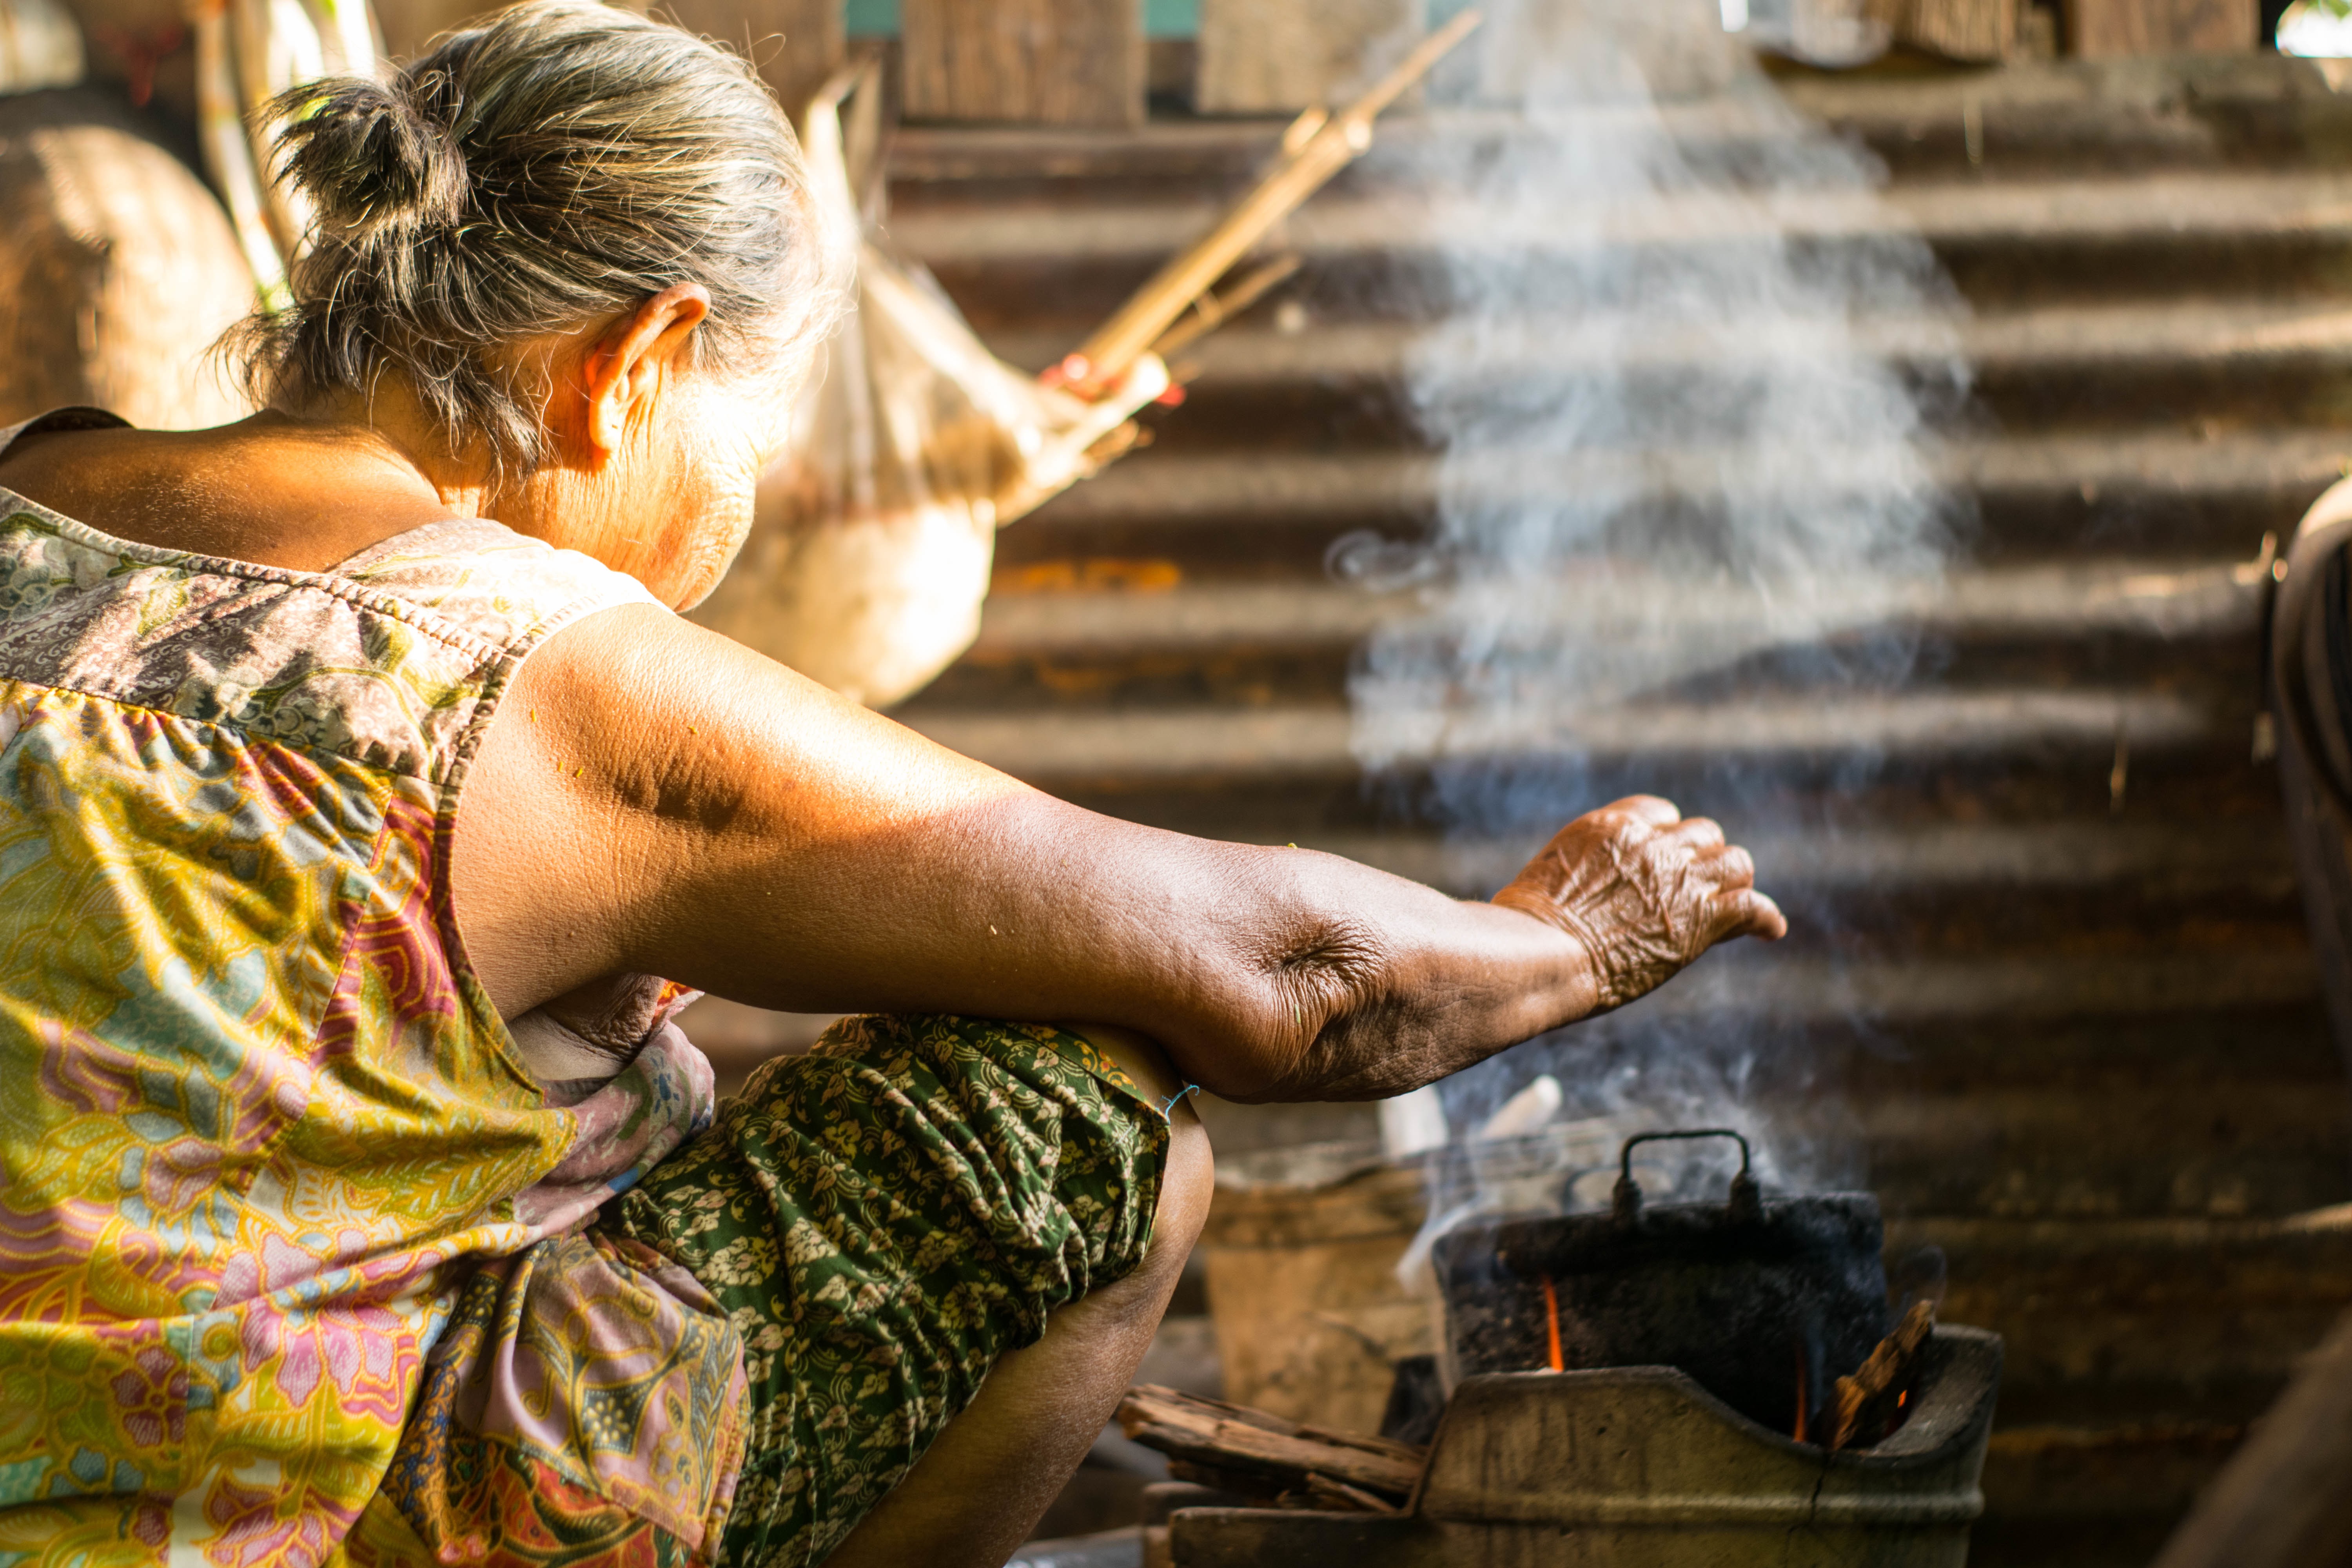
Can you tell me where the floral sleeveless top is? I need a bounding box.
[0,412,723,1563]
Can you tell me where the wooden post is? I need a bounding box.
[2151,1304,2352,1568]
[371,0,491,61]
[657,0,842,123]
[2063,0,2254,54]
[377,0,842,117]
[1196,0,1422,116]
[900,0,1143,127]
[1882,0,2019,60]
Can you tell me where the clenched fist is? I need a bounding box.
[1492,796,1786,1014]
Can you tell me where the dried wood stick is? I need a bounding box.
[1289,1421,1428,1465]
[1064,9,1482,396]
[1118,1386,1426,1497]
[1123,1419,1421,1499]
[192,0,287,298]
[1305,1473,1403,1514]
[1125,1385,1425,1463]
[1823,1300,1936,1452]
[1166,1457,1275,1499]
[1147,255,1305,361]
[1124,1384,1304,1438]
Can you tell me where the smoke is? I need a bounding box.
[1345,0,1972,1200]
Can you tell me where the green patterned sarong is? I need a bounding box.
[601,1013,1172,1568]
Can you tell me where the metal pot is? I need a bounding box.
[1432,1129,1892,1439]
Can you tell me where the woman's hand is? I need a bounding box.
[1493,795,1787,1014]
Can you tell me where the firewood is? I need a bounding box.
[1166,1457,1283,1499]
[1305,1472,1402,1514]
[1064,9,1480,397]
[1123,1385,1425,1461]
[1118,1384,1428,1501]
[1165,1459,1395,1515]
[1148,255,1304,361]
[1822,1300,1935,1452]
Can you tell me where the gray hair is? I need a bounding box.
[235,0,834,475]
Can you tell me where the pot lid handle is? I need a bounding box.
[1613,1128,1761,1224]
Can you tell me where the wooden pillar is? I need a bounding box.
[2151,1304,2352,1568]
[900,0,1143,128]
[372,0,492,62]
[1878,0,2020,60]
[377,0,842,121]
[2062,0,2255,54]
[657,0,843,123]
[1196,0,1422,115]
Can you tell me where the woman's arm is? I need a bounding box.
[452,604,1782,1102]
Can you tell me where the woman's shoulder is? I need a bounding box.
[332,515,662,657]
[0,493,660,785]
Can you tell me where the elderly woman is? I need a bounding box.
[0,6,1782,1565]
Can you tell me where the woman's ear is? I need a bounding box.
[582,283,714,457]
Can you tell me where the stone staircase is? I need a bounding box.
[844,52,2352,1564]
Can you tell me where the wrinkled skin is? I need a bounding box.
[1497,797,1766,1014]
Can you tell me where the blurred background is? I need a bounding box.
[12,0,2352,1559]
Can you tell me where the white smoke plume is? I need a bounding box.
[1344,0,1973,1201]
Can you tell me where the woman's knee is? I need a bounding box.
[1137,1100,1212,1297]
[1065,1022,1213,1279]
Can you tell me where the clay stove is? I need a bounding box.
[1163,1131,2004,1566]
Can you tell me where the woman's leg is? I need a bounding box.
[819,1029,1211,1568]
[601,1013,1207,1568]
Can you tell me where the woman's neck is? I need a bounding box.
[0,403,501,574]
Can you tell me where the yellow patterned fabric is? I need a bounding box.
[0,413,734,1566]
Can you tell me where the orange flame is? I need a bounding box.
[1794,1342,1809,1443]
[1541,1276,1564,1372]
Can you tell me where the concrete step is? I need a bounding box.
[883,56,2352,198]
[990,427,2330,568]
[1303,816,2294,899]
[960,557,2260,661]
[976,298,2352,448]
[898,167,2352,331]
[900,685,2230,789]
[926,554,2265,718]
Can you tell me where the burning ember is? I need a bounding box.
[1434,1128,1920,1448]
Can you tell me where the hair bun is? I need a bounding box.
[275,76,468,239]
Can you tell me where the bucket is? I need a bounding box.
[1197,1141,1434,1434]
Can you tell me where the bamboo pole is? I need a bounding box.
[1148,253,1303,360]
[1062,8,1481,398]
[191,0,289,305]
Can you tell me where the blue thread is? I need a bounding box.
[1158,1083,1201,1118]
